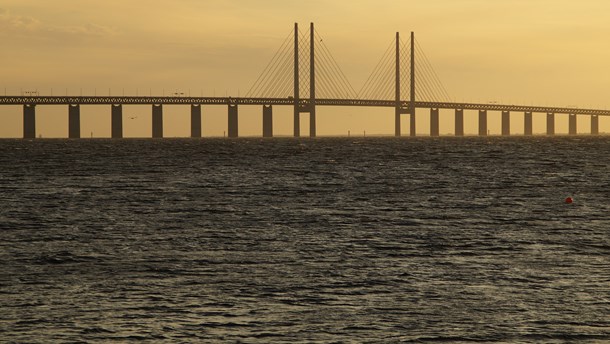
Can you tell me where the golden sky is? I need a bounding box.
[2,0,610,137]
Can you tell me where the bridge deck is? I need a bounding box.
[1,96,609,116]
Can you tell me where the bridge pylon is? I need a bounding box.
[293,22,317,137]
[394,31,416,137]
[410,31,416,137]
[293,22,300,137]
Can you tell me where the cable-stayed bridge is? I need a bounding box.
[2,22,608,138]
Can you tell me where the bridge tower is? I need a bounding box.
[410,31,416,137]
[293,23,300,137]
[309,22,316,137]
[395,32,416,137]
[395,32,401,136]
[293,22,317,137]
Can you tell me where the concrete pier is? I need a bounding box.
[569,114,577,135]
[430,108,439,136]
[23,104,36,139]
[310,108,316,137]
[455,109,464,136]
[546,113,555,135]
[152,104,163,138]
[478,110,487,136]
[591,115,599,135]
[524,112,533,136]
[410,112,416,137]
[111,104,122,138]
[502,111,510,136]
[294,112,300,137]
[263,105,273,137]
[68,104,80,139]
[228,104,238,138]
[395,111,401,137]
[191,104,201,138]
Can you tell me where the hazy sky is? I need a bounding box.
[2,0,610,137]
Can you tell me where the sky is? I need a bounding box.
[2,0,610,137]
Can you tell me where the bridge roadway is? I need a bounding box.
[3,96,607,138]
[2,96,610,116]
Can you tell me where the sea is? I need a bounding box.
[0,136,609,343]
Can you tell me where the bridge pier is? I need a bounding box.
[294,112,300,137]
[228,104,238,138]
[395,110,401,137]
[263,105,273,137]
[111,104,123,138]
[410,112,416,137]
[191,104,202,138]
[152,104,163,138]
[23,104,36,139]
[524,112,533,136]
[455,109,464,136]
[569,114,577,135]
[546,113,555,135]
[502,111,510,136]
[591,115,599,135]
[430,108,439,136]
[69,104,81,138]
[478,110,487,136]
[310,108,316,137]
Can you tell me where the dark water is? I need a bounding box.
[1,137,609,343]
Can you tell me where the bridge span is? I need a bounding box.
[4,95,610,117]
[4,96,606,138]
[3,23,608,138]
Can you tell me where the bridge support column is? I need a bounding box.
[502,111,510,136]
[524,112,533,136]
[152,104,163,138]
[591,115,599,135]
[430,108,439,136]
[23,104,36,139]
[455,109,464,136]
[546,113,555,135]
[263,105,273,137]
[191,104,202,138]
[228,104,238,138]
[310,108,316,138]
[395,110,401,137]
[478,110,487,136]
[569,114,577,135]
[410,111,416,137]
[69,104,81,139]
[294,112,300,137]
[111,104,123,138]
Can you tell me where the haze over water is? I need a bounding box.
[1,137,609,342]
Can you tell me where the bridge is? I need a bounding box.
[2,23,607,138]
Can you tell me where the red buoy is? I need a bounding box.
[565,197,573,204]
